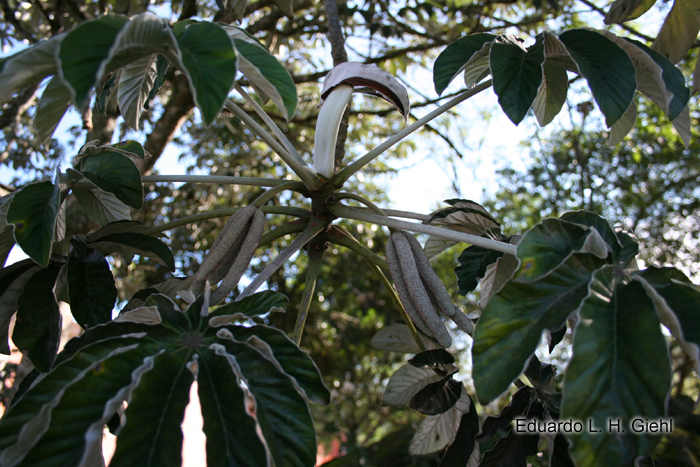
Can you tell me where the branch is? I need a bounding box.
[292,242,325,344]
[329,203,517,255]
[577,0,655,42]
[142,174,290,187]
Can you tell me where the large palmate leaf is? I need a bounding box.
[562,266,671,467]
[490,34,545,125]
[559,211,638,267]
[6,180,62,267]
[0,291,324,467]
[58,15,130,108]
[174,22,238,125]
[433,33,497,95]
[77,152,143,210]
[221,25,297,120]
[34,77,73,149]
[558,29,637,128]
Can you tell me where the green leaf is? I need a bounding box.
[0,335,148,454]
[7,180,62,267]
[78,152,143,209]
[490,34,545,125]
[109,140,147,159]
[216,337,317,467]
[559,29,637,127]
[197,348,269,467]
[533,34,569,126]
[410,375,463,415]
[562,266,671,467]
[88,231,174,270]
[208,290,288,320]
[472,253,606,404]
[0,261,41,354]
[67,248,117,328]
[516,218,608,282]
[370,323,438,353]
[605,0,658,24]
[0,195,16,266]
[221,25,297,120]
[13,263,63,372]
[175,22,238,125]
[110,351,194,467]
[229,324,331,405]
[0,37,60,106]
[7,343,156,467]
[58,15,130,108]
[70,174,133,225]
[146,55,170,107]
[475,387,534,442]
[433,34,497,95]
[607,98,637,145]
[456,245,504,295]
[559,211,638,267]
[652,0,700,64]
[478,253,519,309]
[636,267,700,373]
[97,69,121,115]
[35,77,72,149]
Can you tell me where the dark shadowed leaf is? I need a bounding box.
[67,248,117,328]
[229,324,331,405]
[410,375,463,415]
[433,34,497,95]
[13,263,62,372]
[7,181,61,267]
[175,22,238,125]
[59,15,130,108]
[110,351,194,467]
[0,261,41,354]
[476,387,534,443]
[409,349,455,368]
[35,77,72,149]
[383,363,444,406]
[438,396,480,467]
[455,246,504,295]
[78,152,143,209]
[197,347,268,467]
[208,290,288,320]
[550,434,575,467]
[490,34,545,125]
[559,29,636,127]
[87,232,175,270]
[562,266,671,467]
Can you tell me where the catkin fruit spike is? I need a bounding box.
[400,231,455,318]
[390,231,452,348]
[210,209,265,304]
[194,204,257,285]
[450,305,474,336]
[385,237,434,337]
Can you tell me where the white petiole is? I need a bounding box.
[313,84,354,178]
